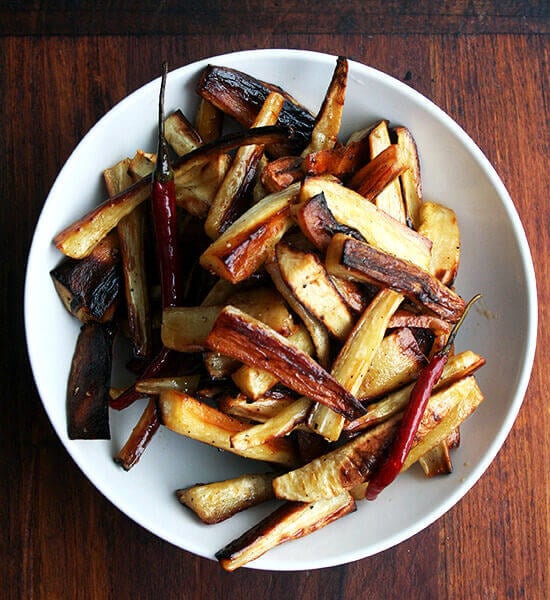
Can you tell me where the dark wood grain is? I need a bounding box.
[2,4,548,599]
[1,1,549,35]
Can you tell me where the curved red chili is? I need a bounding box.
[366,294,481,501]
[152,61,183,309]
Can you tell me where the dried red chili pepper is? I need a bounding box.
[365,294,481,501]
[152,61,183,309]
[112,63,180,465]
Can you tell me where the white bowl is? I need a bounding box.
[24,49,537,570]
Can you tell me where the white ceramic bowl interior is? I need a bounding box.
[25,49,537,571]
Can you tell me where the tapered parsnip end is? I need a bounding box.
[216,493,356,571]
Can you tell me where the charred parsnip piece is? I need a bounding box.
[104,158,151,357]
[196,64,315,154]
[164,109,230,216]
[395,126,423,228]
[135,374,201,395]
[177,473,277,524]
[348,143,408,207]
[301,136,371,180]
[417,201,461,286]
[216,493,356,571]
[231,325,313,400]
[162,286,296,352]
[206,306,366,420]
[275,241,354,342]
[194,98,224,143]
[205,92,285,239]
[67,322,114,439]
[308,289,404,441]
[200,182,299,283]
[50,231,121,323]
[159,391,297,467]
[218,393,296,423]
[115,397,161,470]
[164,109,202,155]
[265,258,332,368]
[301,56,348,156]
[326,234,466,322]
[418,439,454,477]
[299,177,432,271]
[230,397,312,451]
[292,190,365,252]
[357,327,429,401]
[363,120,406,222]
[261,156,304,193]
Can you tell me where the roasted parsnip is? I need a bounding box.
[177,472,276,524]
[216,493,356,571]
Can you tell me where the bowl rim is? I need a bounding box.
[24,48,538,570]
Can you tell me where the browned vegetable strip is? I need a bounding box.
[301,137,371,179]
[115,398,160,470]
[291,190,365,252]
[418,441,453,477]
[50,231,121,323]
[177,473,276,524]
[162,286,297,352]
[159,391,298,467]
[308,289,404,441]
[417,201,461,286]
[265,257,332,368]
[128,150,156,179]
[230,397,312,451]
[205,92,285,239]
[275,241,354,342]
[200,183,299,283]
[301,56,348,156]
[216,493,356,571]
[395,126,423,228]
[67,322,114,439]
[194,97,224,143]
[388,309,452,354]
[54,126,291,259]
[365,120,406,222]
[261,156,304,193]
[164,109,202,155]
[135,375,201,395]
[348,143,408,203]
[196,64,315,153]
[218,393,296,423]
[299,177,432,271]
[231,325,312,400]
[357,327,429,402]
[326,233,466,322]
[104,158,151,357]
[206,306,366,420]
[401,377,484,470]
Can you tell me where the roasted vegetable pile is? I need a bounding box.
[51,57,485,570]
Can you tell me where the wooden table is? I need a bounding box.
[2,2,548,598]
